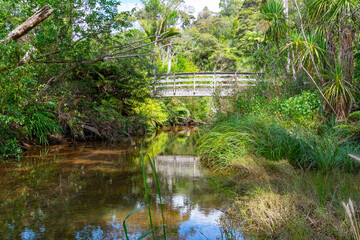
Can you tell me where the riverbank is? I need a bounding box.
[227,158,359,239]
[197,113,360,239]
[1,96,212,161]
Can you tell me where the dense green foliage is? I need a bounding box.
[197,84,360,238]
[2,0,360,238]
[0,0,212,159]
[1,0,359,159]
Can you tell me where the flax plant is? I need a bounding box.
[323,61,357,119]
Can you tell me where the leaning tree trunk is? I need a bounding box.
[3,5,53,42]
[1,5,53,66]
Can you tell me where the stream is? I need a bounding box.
[0,127,243,239]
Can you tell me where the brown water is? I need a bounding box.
[0,127,242,239]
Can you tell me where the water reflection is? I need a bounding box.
[0,127,242,239]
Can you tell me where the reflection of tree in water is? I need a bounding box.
[0,128,239,239]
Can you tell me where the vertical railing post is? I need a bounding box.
[154,76,157,94]
[213,72,216,93]
[173,74,176,96]
[235,72,237,85]
[193,73,196,95]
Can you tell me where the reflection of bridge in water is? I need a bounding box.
[154,155,201,178]
[154,72,262,97]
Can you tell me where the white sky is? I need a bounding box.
[118,0,220,16]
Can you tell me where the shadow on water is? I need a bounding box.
[0,127,243,239]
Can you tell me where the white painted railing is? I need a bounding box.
[153,72,262,97]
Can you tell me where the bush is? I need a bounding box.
[276,91,321,118]
[134,98,168,132]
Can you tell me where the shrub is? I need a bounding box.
[277,91,321,118]
[134,98,168,132]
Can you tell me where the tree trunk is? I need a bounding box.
[339,25,354,83]
[167,41,172,74]
[275,37,291,79]
[3,5,53,42]
[326,29,336,70]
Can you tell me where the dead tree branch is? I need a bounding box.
[39,36,174,93]
[3,5,53,42]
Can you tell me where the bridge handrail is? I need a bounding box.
[153,71,263,97]
[154,72,262,78]
[158,83,256,88]
[157,78,259,84]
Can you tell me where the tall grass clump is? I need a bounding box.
[197,118,251,168]
[309,134,360,172]
[198,115,360,173]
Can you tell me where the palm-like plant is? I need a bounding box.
[306,0,358,83]
[140,17,180,74]
[259,0,287,43]
[140,18,180,43]
[284,30,326,73]
[305,0,359,118]
[259,0,290,77]
[323,61,357,119]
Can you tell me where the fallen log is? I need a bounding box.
[177,116,206,126]
[82,124,101,137]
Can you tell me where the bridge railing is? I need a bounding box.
[153,72,262,97]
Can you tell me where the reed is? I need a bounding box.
[148,154,167,239]
[122,145,167,239]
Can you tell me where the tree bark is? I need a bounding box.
[275,36,291,79]
[326,28,336,70]
[3,5,53,42]
[339,25,354,83]
[167,41,172,74]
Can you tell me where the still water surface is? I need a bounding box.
[0,128,242,239]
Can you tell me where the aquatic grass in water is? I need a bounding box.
[148,154,167,239]
[123,146,167,239]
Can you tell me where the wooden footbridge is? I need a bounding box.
[153,72,262,97]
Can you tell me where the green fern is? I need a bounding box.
[25,111,61,146]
